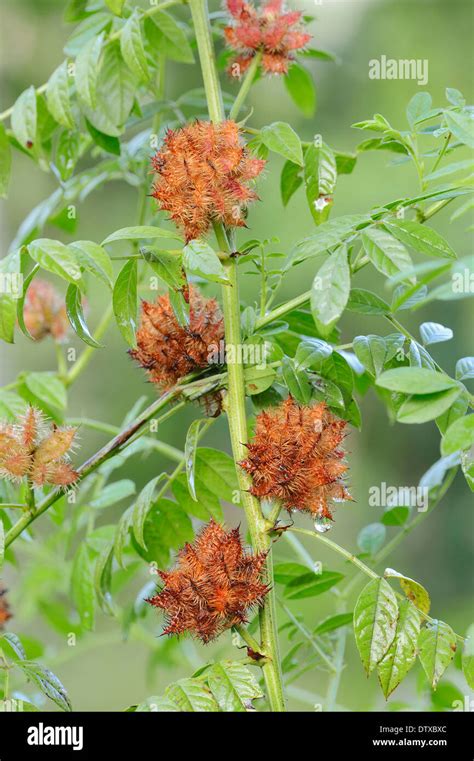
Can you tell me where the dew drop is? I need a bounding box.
[314,515,332,533]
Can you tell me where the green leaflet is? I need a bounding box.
[377,600,421,699]
[353,577,399,675]
[362,227,413,280]
[27,239,83,287]
[462,624,474,689]
[66,284,103,348]
[71,544,95,631]
[46,61,74,130]
[418,619,457,689]
[112,259,137,347]
[75,33,104,109]
[284,62,316,117]
[132,474,167,549]
[260,122,304,166]
[384,568,431,615]
[383,219,456,259]
[121,10,150,81]
[376,367,457,394]
[131,661,263,712]
[102,226,181,245]
[182,240,229,284]
[11,86,37,151]
[357,523,386,556]
[441,414,474,455]
[284,571,344,599]
[304,142,337,224]
[17,660,72,712]
[310,245,350,336]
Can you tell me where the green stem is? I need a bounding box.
[229,52,262,121]
[289,527,378,580]
[188,0,224,123]
[221,257,285,711]
[234,624,263,654]
[65,305,113,387]
[55,343,67,380]
[67,417,183,463]
[430,132,451,174]
[324,598,348,711]
[288,526,464,640]
[344,466,457,597]
[278,601,337,672]
[189,0,285,711]
[256,289,311,330]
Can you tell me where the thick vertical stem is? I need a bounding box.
[188,0,225,123]
[221,258,285,711]
[188,0,285,711]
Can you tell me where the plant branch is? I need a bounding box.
[67,417,184,463]
[4,387,184,548]
[229,52,262,121]
[233,624,263,654]
[288,525,464,639]
[289,527,379,580]
[344,466,458,597]
[65,305,113,387]
[278,601,337,673]
[189,0,285,711]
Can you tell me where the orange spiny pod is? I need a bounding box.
[0,406,78,488]
[224,0,311,78]
[22,279,69,343]
[130,286,225,390]
[0,587,12,630]
[147,519,269,643]
[151,120,265,242]
[240,396,352,525]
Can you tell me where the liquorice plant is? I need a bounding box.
[0,0,473,714]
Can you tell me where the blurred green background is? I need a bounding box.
[0,0,473,712]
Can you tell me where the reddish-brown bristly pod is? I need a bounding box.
[151,120,265,242]
[22,279,69,342]
[129,286,225,390]
[147,520,269,643]
[0,406,78,488]
[224,0,311,77]
[0,587,12,630]
[240,396,352,521]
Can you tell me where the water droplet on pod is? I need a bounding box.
[314,515,332,533]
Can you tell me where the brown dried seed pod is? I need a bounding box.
[130,286,225,390]
[0,406,78,488]
[151,120,265,242]
[240,396,352,520]
[147,519,269,643]
[224,0,311,78]
[23,279,69,342]
[0,586,12,630]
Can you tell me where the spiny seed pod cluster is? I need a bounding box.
[130,286,225,390]
[23,279,69,343]
[147,520,269,643]
[224,0,311,77]
[0,407,78,487]
[240,396,351,520]
[0,587,12,630]
[151,120,265,242]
